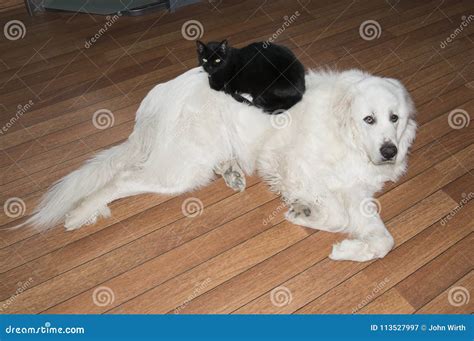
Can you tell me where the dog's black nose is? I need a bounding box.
[380,143,398,160]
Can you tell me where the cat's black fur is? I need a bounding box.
[196,40,306,113]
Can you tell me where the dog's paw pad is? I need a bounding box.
[285,202,313,225]
[289,202,312,217]
[285,209,299,221]
[231,178,246,192]
[285,210,303,224]
[224,170,246,192]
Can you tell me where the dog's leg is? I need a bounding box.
[214,159,246,192]
[329,196,394,262]
[64,171,149,230]
[285,196,348,233]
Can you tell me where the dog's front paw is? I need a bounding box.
[329,231,394,262]
[329,239,375,262]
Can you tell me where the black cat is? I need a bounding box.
[196,40,305,113]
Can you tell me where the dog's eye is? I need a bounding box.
[363,116,375,125]
[215,59,221,63]
[202,58,207,63]
[390,114,399,123]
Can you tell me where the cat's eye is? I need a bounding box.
[363,116,375,125]
[390,113,399,123]
[215,59,221,63]
[202,58,207,63]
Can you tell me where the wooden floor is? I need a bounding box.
[0,0,473,315]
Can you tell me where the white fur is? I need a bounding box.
[23,68,271,230]
[22,67,416,262]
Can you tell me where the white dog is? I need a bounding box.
[258,70,416,261]
[21,67,416,262]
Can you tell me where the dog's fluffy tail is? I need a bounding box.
[18,140,139,230]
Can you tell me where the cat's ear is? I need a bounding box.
[219,39,228,53]
[196,40,205,54]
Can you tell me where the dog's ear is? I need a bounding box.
[386,78,417,162]
[385,78,416,120]
[398,116,417,163]
[333,70,367,136]
[196,40,205,54]
[333,84,356,136]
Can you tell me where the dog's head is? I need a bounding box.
[346,76,416,166]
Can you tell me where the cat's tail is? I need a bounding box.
[13,140,139,231]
